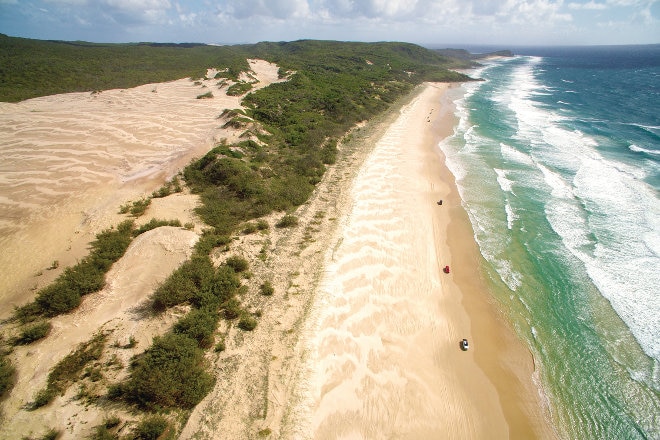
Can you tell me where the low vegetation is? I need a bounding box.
[0,353,16,399]
[133,218,182,236]
[0,35,250,102]
[121,333,215,410]
[16,221,135,321]
[13,321,51,345]
[119,198,151,217]
[31,332,107,409]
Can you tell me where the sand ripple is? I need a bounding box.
[287,87,507,439]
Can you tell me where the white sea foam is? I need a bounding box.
[504,202,517,230]
[500,142,535,166]
[490,57,660,360]
[629,144,660,156]
[494,168,515,193]
[537,163,574,199]
[538,131,660,360]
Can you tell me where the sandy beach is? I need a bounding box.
[0,74,556,439]
[283,83,557,439]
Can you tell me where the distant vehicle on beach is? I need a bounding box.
[461,339,469,351]
[443,265,450,274]
[437,199,443,205]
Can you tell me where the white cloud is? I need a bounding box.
[100,0,172,25]
[103,0,171,10]
[1,0,656,45]
[568,1,608,9]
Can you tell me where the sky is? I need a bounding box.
[0,0,658,47]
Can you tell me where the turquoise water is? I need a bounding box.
[440,46,660,439]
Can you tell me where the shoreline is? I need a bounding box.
[285,82,557,438]
[431,88,558,438]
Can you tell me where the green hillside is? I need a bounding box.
[0,34,471,102]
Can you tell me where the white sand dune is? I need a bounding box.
[0,59,283,316]
[1,226,198,438]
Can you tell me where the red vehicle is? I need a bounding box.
[443,265,450,274]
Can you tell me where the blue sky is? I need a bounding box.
[0,0,658,46]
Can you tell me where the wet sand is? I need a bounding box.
[286,83,557,439]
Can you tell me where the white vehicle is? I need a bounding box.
[461,338,469,351]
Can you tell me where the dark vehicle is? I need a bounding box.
[461,339,469,351]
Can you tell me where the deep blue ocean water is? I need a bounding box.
[440,45,660,439]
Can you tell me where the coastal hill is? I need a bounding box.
[0,34,474,102]
[434,48,514,61]
[0,35,483,439]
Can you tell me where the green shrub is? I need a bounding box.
[225,255,249,273]
[260,281,274,296]
[15,321,51,345]
[104,415,121,429]
[124,333,215,410]
[31,332,107,408]
[321,139,338,164]
[226,82,253,96]
[173,308,219,348]
[35,284,82,317]
[133,218,182,236]
[31,387,57,409]
[197,91,213,99]
[242,222,258,234]
[18,221,135,320]
[222,298,242,320]
[120,199,151,217]
[194,232,231,256]
[182,268,240,311]
[31,429,61,440]
[238,314,257,331]
[106,383,124,400]
[91,425,118,440]
[134,415,168,440]
[256,219,269,231]
[214,339,226,352]
[151,255,216,311]
[276,214,299,228]
[0,355,16,399]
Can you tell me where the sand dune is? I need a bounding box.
[0,59,282,317]
[1,226,198,438]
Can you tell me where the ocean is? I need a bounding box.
[440,46,660,439]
